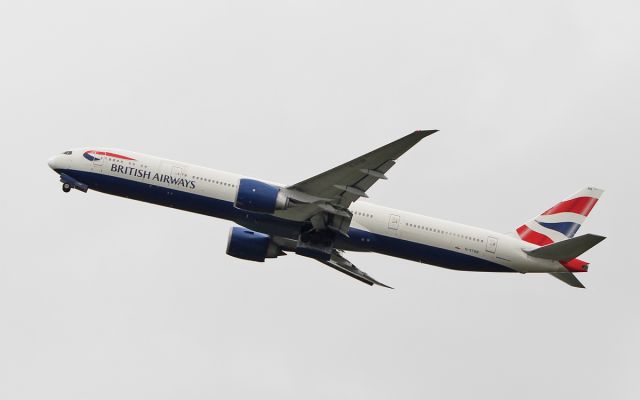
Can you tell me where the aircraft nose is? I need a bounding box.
[48,155,59,170]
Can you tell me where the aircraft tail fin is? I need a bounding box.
[516,187,604,246]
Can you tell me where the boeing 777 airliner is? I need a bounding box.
[48,131,605,288]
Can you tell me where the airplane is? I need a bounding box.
[47,130,605,288]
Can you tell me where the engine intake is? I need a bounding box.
[234,178,289,214]
[226,227,282,262]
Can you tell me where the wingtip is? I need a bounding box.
[414,129,439,136]
[375,281,394,289]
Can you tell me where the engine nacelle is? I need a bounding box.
[234,178,289,214]
[226,227,282,262]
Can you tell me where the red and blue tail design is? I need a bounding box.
[516,187,604,246]
[516,187,604,272]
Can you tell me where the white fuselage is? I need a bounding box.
[48,148,568,274]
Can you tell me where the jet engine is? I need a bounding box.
[226,227,284,262]
[234,178,290,214]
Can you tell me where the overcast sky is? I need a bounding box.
[1,1,639,399]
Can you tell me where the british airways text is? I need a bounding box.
[110,164,196,189]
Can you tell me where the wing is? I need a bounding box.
[269,236,392,288]
[319,251,393,289]
[288,130,438,208]
[274,130,438,232]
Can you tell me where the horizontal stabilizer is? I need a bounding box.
[526,234,606,261]
[549,272,585,288]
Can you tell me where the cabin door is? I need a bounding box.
[387,214,401,237]
[486,236,498,254]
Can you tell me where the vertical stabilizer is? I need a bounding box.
[516,187,604,246]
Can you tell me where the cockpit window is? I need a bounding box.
[62,151,72,155]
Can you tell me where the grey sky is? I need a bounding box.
[1,1,639,399]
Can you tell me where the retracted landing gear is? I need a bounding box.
[62,183,71,193]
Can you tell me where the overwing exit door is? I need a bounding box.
[388,214,400,230]
[387,214,401,237]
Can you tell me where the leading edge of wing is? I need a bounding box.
[310,129,439,179]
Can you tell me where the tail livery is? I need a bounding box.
[516,187,603,245]
[516,187,605,288]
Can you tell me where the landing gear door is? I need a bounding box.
[486,236,498,254]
